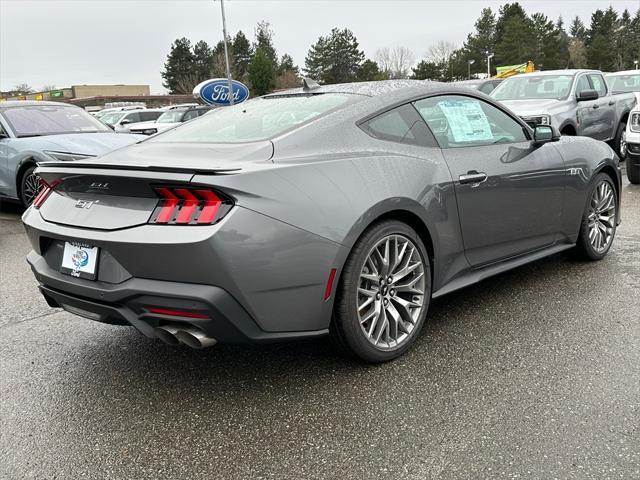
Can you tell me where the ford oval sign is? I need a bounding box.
[193,78,250,106]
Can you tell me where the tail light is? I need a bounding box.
[149,186,233,225]
[32,179,61,209]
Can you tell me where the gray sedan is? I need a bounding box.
[0,101,142,206]
[22,80,621,362]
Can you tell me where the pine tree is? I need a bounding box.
[254,21,278,68]
[161,37,195,94]
[248,48,275,95]
[586,7,619,70]
[570,16,587,40]
[494,3,536,66]
[410,61,443,81]
[193,40,213,83]
[357,59,387,81]
[232,31,253,81]
[304,28,365,84]
[462,8,497,76]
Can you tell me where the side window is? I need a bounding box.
[414,95,528,148]
[196,108,210,117]
[479,82,495,95]
[125,112,140,123]
[588,74,607,97]
[360,104,436,147]
[183,110,198,121]
[575,75,591,94]
[141,112,161,121]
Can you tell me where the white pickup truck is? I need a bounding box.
[491,69,637,160]
[625,104,640,183]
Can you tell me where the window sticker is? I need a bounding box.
[437,99,493,143]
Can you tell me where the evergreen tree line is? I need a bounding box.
[161,3,640,95]
[161,21,299,96]
[412,3,640,81]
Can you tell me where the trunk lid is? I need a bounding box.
[35,141,272,230]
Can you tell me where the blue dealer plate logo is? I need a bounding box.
[193,78,250,106]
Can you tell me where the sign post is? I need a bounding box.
[218,0,235,106]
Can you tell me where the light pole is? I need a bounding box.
[486,51,494,77]
[468,59,475,80]
[217,0,234,105]
[635,60,639,70]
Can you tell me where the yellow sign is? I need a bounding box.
[35,93,43,101]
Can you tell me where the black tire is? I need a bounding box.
[330,220,431,363]
[576,173,618,261]
[628,161,640,184]
[19,165,40,207]
[611,121,627,161]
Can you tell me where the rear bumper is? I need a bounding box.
[22,203,347,340]
[28,251,328,343]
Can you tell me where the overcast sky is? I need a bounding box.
[1,0,639,94]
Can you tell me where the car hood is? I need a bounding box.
[130,121,179,132]
[27,132,144,156]
[499,99,564,116]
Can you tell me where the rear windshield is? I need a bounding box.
[491,74,574,101]
[2,105,111,137]
[606,73,640,93]
[151,93,356,143]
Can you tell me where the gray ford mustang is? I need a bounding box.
[22,80,622,362]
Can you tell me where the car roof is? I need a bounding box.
[269,79,448,99]
[606,70,640,76]
[511,69,599,78]
[0,100,78,109]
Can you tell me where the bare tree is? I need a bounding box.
[12,83,34,95]
[426,40,457,65]
[375,46,415,79]
[41,84,56,92]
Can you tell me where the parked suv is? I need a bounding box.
[100,109,164,133]
[129,105,215,135]
[491,69,636,159]
[626,105,640,184]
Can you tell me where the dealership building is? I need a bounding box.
[0,84,196,109]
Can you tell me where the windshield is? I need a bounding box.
[157,110,186,123]
[151,93,355,144]
[606,73,640,93]
[100,111,127,126]
[491,74,574,101]
[2,105,111,137]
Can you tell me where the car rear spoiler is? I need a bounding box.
[35,160,242,175]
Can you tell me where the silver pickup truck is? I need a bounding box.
[491,69,637,159]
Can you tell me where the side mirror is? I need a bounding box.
[533,125,560,145]
[577,89,599,102]
[120,119,131,125]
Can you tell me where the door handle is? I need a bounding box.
[459,171,488,185]
[592,104,600,109]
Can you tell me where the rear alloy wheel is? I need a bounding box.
[331,220,431,362]
[576,173,618,260]
[20,166,41,207]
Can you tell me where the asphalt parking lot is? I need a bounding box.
[1,169,639,480]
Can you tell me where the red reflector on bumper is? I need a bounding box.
[324,268,337,301]
[146,307,210,319]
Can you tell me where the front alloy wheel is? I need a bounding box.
[331,220,431,362]
[20,166,41,207]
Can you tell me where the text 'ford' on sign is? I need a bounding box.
[193,78,250,106]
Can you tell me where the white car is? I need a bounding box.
[93,105,145,120]
[626,104,640,184]
[100,109,164,133]
[129,105,214,135]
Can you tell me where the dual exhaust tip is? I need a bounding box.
[155,324,217,349]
